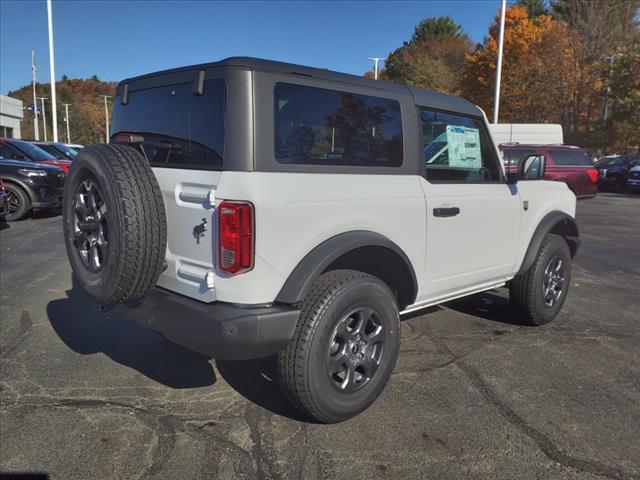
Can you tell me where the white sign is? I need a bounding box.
[446,125,482,168]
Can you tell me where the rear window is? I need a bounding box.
[274,83,403,167]
[111,79,225,169]
[549,149,592,166]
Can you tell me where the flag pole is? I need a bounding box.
[493,0,506,124]
[32,50,40,141]
[47,0,59,142]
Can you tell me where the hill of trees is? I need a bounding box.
[367,0,640,155]
[8,75,116,145]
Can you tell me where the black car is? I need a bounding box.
[33,141,79,160]
[595,155,640,191]
[0,158,66,221]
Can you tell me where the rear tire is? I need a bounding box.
[4,184,31,221]
[62,144,167,308]
[510,234,571,326]
[278,270,400,423]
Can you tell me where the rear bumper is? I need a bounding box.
[118,288,300,360]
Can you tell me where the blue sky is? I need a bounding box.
[0,0,502,94]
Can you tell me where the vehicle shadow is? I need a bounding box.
[216,356,315,422]
[46,277,216,389]
[30,208,62,220]
[444,289,525,326]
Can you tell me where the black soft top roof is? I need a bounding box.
[116,56,483,117]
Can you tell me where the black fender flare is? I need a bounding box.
[517,211,580,275]
[275,230,418,305]
[0,175,37,204]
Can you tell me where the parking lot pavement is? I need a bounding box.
[1,194,639,480]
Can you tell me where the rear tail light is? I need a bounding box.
[587,169,598,183]
[218,201,254,274]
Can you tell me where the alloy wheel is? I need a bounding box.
[542,256,565,308]
[73,178,108,272]
[326,307,386,393]
[5,189,20,215]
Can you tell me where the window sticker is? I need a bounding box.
[446,125,481,168]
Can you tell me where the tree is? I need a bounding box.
[551,0,640,59]
[379,16,472,95]
[605,46,640,153]
[517,0,547,18]
[8,77,116,144]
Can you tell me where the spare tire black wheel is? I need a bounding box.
[62,144,167,308]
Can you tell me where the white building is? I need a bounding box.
[0,95,24,139]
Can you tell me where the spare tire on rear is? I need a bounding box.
[62,144,167,308]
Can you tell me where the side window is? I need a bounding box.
[419,108,501,182]
[274,83,403,167]
[509,149,537,167]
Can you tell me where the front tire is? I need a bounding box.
[510,234,572,326]
[278,270,400,423]
[4,184,31,221]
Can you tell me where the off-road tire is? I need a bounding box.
[278,270,400,423]
[510,234,571,326]
[4,183,31,221]
[62,144,167,307]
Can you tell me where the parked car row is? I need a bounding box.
[499,144,598,199]
[0,138,83,222]
[594,155,640,192]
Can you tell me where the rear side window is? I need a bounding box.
[111,80,225,169]
[274,83,403,167]
[549,149,592,166]
[505,149,537,166]
[420,108,501,182]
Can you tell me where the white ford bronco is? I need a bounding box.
[62,58,579,423]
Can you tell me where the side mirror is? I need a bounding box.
[519,154,546,180]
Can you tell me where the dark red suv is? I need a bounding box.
[500,145,597,199]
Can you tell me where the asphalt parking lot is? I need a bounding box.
[1,193,639,480]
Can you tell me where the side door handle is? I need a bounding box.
[433,207,460,217]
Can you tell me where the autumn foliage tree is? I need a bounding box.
[463,6,591,133]
[366,2,638,154]
[377,17,472,95]
[8,76,116,145]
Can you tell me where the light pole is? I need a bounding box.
[63,103,71,143]
[47,0,59,142]
[38,97,48,141]
[367,57,384,80]
[493,0,506,124]
[31,50,40,141]
[100,95,111,143]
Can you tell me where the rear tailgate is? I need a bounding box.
[111,77,226,302]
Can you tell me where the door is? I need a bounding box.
[110,78,227,302]
[418,107,521,301]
